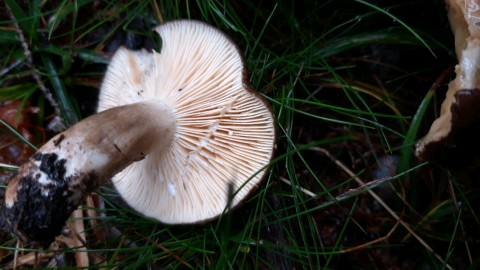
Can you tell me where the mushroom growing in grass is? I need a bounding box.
[1,20,276,247]
[416,0,480,167]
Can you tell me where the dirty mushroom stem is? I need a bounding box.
[1,100,176,247]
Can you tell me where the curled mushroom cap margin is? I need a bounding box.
[98,20,276,224]
[415,0,480,167]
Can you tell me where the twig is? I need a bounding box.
[86,194,105,243]
[5,2,65,130]
[69,209,89,267]
[5,244,54,269]
[0,59,22,78]
[13,240,19,270]
[279,176,316,197]
[280,175,399,201]
[311,146,454,270]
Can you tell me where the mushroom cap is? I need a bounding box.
[98,20,275,223]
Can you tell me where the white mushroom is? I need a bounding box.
[98,20,276,223]
[1,20,275,247]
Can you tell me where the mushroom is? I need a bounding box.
[1,20,276,247]
[416,0,480,167]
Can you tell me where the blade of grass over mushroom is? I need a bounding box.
[396,64,451,176]
[397,90,434,173]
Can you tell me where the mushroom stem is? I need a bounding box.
[1,100,176,247]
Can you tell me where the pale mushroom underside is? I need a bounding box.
[98,20,275,223]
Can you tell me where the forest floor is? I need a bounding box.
[1,1,479,269]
